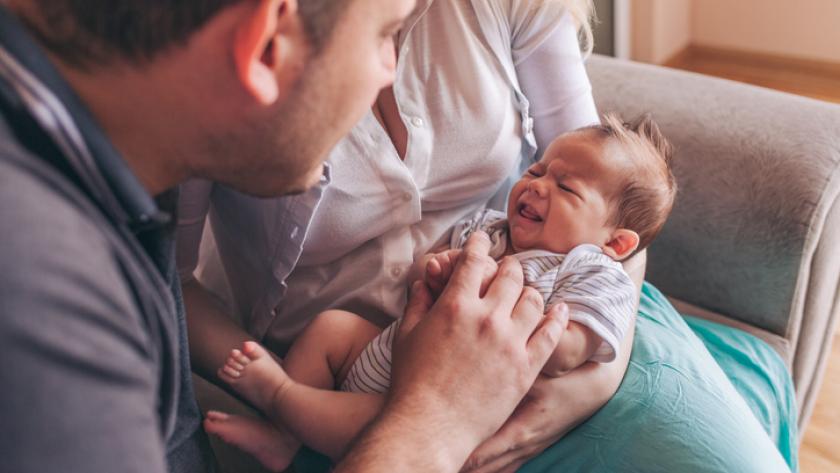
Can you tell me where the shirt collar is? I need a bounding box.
[0,5,169,231]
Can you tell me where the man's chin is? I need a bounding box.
[257,169,323,197]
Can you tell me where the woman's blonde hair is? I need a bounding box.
[558,0,595,56]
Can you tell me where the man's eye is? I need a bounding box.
[558,183,576,194]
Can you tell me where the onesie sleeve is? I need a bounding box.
[547,245,637,362]
[449,208,510,259]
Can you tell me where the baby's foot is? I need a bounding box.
[204,410,300,473]
[218,341,291,412]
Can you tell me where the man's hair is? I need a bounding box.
[12,0,352,67]
[586,113,677,254]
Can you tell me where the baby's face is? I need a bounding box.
[507,131,628,254]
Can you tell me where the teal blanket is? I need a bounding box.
[296,283,797,472]
[520,283,796,472]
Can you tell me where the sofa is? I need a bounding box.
[197,56,840,472]
[586,54,840,434]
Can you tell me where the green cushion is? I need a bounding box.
[520,283,795,472]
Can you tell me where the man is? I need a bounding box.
[0,1,565,472]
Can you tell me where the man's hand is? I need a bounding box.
[355,232,568,471]
[461,319,636,473]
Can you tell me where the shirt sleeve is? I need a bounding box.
[547,246,637,362]
[509,3,600,155]
[0,175,167,472]
[176,178,213,283]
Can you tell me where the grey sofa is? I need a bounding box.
[586,55,840,434]
[200,57,840,472]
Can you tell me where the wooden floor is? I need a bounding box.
[665,46,840,105]
[663,46,840,473]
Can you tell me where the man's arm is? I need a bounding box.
[0,182,167,472]
[336,233,568,472]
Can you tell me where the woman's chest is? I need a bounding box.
[299,1,525,261]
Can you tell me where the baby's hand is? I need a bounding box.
[425,249,462,297]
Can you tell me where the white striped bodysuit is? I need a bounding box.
[340,209,637,394]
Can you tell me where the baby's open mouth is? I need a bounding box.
[518,203,542,222]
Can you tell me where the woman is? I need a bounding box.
[179,0,640,470]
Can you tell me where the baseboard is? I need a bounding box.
[663,44,840,79]
[662,45,692,69]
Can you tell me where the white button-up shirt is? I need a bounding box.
[177,0,599,354]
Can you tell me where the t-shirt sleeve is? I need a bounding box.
[547,246,637,362]
[507,1,600,155]
[449,208,509,259]
[0,170,167,473]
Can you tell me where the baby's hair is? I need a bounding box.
[584,113,677,255]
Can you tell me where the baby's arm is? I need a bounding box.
[540,319,603,377]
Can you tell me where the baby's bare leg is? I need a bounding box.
[283,309,384,388]
[211,310,386,462]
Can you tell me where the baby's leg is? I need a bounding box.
[283,309,384,388]
[213,311,387,461]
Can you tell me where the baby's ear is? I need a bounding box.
[602,229,640,260]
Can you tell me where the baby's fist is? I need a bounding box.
[425,249,461,297]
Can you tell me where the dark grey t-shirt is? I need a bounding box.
[0,122,214,472]
[0,5,215,470]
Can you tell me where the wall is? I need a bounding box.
[691,0,840,64]
[631,0,692,64]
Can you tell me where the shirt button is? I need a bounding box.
[391,266,403,278]
[402,192,413,202]
[290,226,300,239]
[410,116,424,127]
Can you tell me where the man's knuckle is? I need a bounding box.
[522,287,544,309]
[461,248,484,266]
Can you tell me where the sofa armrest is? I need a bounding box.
[585,55,840,432]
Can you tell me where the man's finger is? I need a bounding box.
[482,256,525,317]
[526,302,567,369]
[477,257,500,297]
[399,281,433,340]
[441,231,492,298]
[508,285,544,336]
[544,303,570,329]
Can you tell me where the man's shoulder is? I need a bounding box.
[0,132,145,338]
[0,140,112,263]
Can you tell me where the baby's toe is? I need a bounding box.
[220,365,241,380]
[233,351,251,366]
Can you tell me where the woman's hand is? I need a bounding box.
[461,319,635,473]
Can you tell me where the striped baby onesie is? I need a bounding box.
[340,209,637,394]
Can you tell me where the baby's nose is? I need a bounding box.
[528,178,547,196]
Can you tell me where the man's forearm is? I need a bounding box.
[182,279,255,383]
[336,401,473,473]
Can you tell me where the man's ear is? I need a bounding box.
[602,229,640,261]
[233,0,304,105]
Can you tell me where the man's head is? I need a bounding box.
[507,113,676,260]
[7,0,415,195]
